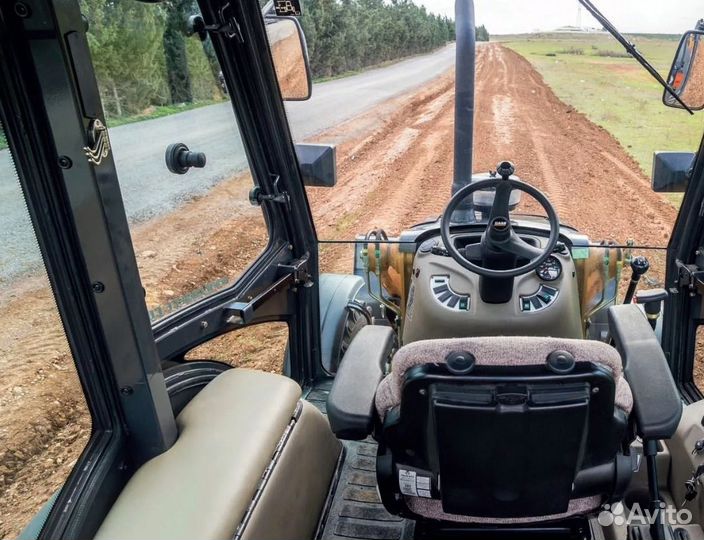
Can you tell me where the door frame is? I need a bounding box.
[0,0,322,536]
[662,132,704,402]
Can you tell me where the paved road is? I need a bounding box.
[0,44,455,283]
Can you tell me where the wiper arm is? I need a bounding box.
[578,0,694,115]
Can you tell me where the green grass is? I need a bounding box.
[0,132,6,151]
[499,33,702,195]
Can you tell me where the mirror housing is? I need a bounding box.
[651,152,695,193]
[295,144,337,187]
[664,29,704,111]
[265,16,312,101]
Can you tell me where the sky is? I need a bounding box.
[417,0,703,35]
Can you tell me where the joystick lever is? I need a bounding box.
[623,256,650,305]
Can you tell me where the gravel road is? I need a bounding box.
[0,44,455,283]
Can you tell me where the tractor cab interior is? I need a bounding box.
[325,162,684,538]
[5,0,704,539]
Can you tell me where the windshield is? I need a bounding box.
[276,3,702,286]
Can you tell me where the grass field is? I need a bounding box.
[500,33,702,186]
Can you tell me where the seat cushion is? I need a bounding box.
[95,369,301,540]
[376,336,633,418]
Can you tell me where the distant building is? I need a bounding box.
[553,25,605,34]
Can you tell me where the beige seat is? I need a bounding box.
[373,336,634,523]
[95,368,341,540]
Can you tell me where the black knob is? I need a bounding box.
[630,256,650,277]
[165,143,206,175]
[446,351,476,375]
[496,161,515,179]
[546,350,576,374]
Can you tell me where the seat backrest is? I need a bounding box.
[375,337,634,521]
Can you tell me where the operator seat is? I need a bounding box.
[328,308,683,530]
[372,336,635,523]
[326,329,637,526]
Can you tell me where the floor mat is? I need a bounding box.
[307,381,414,540]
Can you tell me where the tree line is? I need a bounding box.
[79,0,487,121]
[297,0,455,78]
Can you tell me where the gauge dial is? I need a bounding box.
[535,256,562,281]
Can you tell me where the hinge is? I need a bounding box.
[187,2,243,43]
[249,176,290,211]
[676,260,704,296]
[223,255,311,325]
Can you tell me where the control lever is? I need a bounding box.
[682,463,704,507]
[635,288,668,330]
[623,256,650,304]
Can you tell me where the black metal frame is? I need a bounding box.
[0,3,133,538]
[152,0,323,385]
[0,0,323,537]
[662,129,704,401]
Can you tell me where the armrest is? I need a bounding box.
[608,305,682,440]
[327,325,395,440]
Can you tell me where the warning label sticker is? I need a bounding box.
[399,469,417,496]
[398,469,432,498]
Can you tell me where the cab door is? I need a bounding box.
[0,0,323,536]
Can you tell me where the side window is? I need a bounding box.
[695,327,704,391]
[185,322,289,372]
[81,0,269,323]
[0,123,92,538]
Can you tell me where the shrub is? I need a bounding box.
[593,49,632,58]
[557,47,584,55]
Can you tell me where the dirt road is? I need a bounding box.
[310,44,676,272]
[0,44,679,537]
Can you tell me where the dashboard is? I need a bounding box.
[401,231,584,345]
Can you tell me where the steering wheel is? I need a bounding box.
[440,162,560,279]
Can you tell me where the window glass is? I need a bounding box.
[81,0,269,323]
[185,323,289,373]
[695,326,704,391]
[0,123,92,538]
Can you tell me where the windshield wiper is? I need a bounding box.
[578,0,694,115]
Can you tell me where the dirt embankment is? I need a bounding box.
[0,44,680,538]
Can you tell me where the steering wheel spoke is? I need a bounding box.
[504,233,544,260]
[486,181,512,223]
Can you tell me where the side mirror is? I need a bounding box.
[651,151,695,193]
[295,144,337,187]
[664,30,704,111]
[264,16,312,101]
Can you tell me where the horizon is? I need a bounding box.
[416,0,702,36]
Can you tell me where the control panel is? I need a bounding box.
[520,285,558,313]
[431,276,470,312]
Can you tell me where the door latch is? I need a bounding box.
[187,2,243,43]
[249,176,291,211]
[676,260,704,296]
